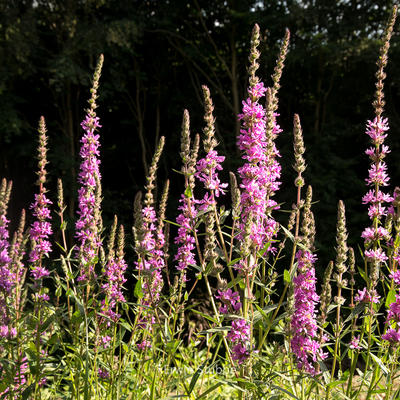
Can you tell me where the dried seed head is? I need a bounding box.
[300,185,313,249]
[37,116,49,186]
[320,260,334,324]
[0,179,12,216]
[158,180,170,232]
[144,136,165,209]
[202,85,217,153]
[230,172,241,220]
[57,178,65,212]
[88,54,104,116]
[287,208,296,232]
[271,28,290,113]
[188,133,200,189]
[180,109,191,165]
[349,247,356,286]
[107,215,118,261]
[248,24,261,89]
[117,224,125,260]
[373,5,397,118]
[133,191,143,248]
[335,200,348,278]
[293,114,306,182]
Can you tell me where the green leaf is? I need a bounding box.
[271,385,299,399]
[280,225,295,242]
[284,269,291,283]
[197,382,223,399]
[344,302,365,324]
[370,352,389,375]
[199,327,230,334]
[227,257,241,267]
[184,185,192,198]
[40,314,55,333]
[358,266,368,283]
[150,369,157,400]
[71,309,82,324]
[188,361,207,394]
[386,288,396,308]
[253,304,281,323]
[134,279,143,299]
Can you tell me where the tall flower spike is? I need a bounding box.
[248,24,261,89]
[300,186,313,249]
[230,172,241,222]
[29,117,53,286]
[334,200,348,305]
[293,114,306,188]
[75,55,104,282]
[102,223,127,307]
[320,261,334,329]
[136,137,166,302]
[362,8,396,295]
[133,191,144,251]
[236,25,281,259]
[0,179,13,330]
[270,28,290,113]
[144,136,165,209]
[373,6,397,119]
[175,112,198,278]
[196,86,227,200]
[135,140,166,350]
[291,185,326,374]
[196,86,227,271]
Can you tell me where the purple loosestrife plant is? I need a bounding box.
[76,55,104,283]
[134,137,166,349]
[174,110,199,280]
[227,319,251,364]
[195,85,228,271]
[290,188,326,375]
[236,25,283,274]
[29,118,52,298]
[361,8,396,300]
[101,224,127,326]
[291,249,325,375]
[0,180,13,331]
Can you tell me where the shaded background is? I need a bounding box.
[1,0,400,273]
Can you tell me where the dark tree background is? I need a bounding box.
[1,0,400,271]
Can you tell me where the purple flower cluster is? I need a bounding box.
[0,204,14,335]
[137,206,165,304]
[215,288,241,314]
[76,115,102,281]
[98,368,110,380]
[102,256,127,305]
[291,250,326,375]
[101,245,127,326]
[354,287,380,304]
[195,150,227,208]
[227,319,250,364]
[237,82,281,255]
[0,214,12,293]
[174,195,197,279]
[29,192,52,275]
[136,205,166,349]
[362,117,391,261]
[382,295,400,343]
